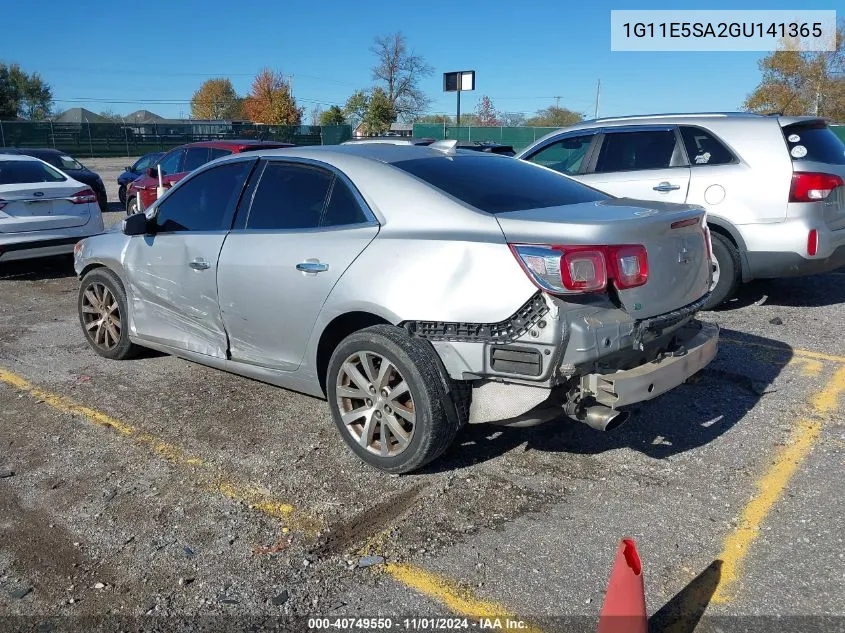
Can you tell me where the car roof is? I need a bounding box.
[232,143,503,165]
[0,153,42,162]
[0,147,66,157]
[171,139,294,151]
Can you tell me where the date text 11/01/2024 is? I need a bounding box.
[622,21,824,39]
[307,617,531,630]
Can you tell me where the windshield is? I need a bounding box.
[392,153,609,213]
[0,160,67,184]
[57,155,84,170]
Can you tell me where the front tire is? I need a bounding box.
[118,185,127,206]
[703,232,741,310]
[327,325,463,474]
[78,268,140,360]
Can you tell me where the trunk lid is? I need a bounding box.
[495,198,711,319]
[0,180,92,233]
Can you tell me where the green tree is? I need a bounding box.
[415,114,453,124]
[370,32,432,121]
[362,87,395,135]
[320,105,346,125]
[500,112,526,127]
[343,90,370,129]
[743,23,844,120]
[526,105,584,127]
[0,63,52,120]
[191,78,241,120]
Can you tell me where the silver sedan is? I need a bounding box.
[74,143,717,473]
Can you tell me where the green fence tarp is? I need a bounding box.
[413,124,559,151]
[0,121,353,158]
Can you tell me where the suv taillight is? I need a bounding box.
[510,244,648,294]
[789,172,844,202]
[70,189,97,204]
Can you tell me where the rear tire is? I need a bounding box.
[126,196,138,216]
[703,232,741,310]
[78,268,140,360]
[326,325,464,474]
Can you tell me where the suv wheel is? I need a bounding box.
[327,325,464,474]
[78,268,140,360]
[703,232,741,309]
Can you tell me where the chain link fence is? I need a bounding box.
[0,121,353,157]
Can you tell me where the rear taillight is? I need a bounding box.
[510,244,648,295]
[70,189,97,204]
[789,172,844,202]
[807,229,818,256]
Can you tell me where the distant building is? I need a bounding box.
[53,108,110,124]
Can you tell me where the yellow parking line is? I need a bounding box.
[721,336,845,365]
[385,564,545,633]
[0,367,321,534]
[712,364,845,603]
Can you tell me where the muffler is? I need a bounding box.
[564,396,630,432]
[581,404,630,432]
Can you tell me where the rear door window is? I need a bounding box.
[183,147,211,172]
[153,161,253,233]
[525,134,595,175]
[246,162,333,230]
[210,148,232,160]
[679,126,735,166]
[782,122,845,165]
[322,179,369,227]
[593,130,682,173]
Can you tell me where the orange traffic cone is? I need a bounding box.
[597,538,647,633]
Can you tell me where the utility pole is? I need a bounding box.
[554,96,560,108]
[594,79,601,119]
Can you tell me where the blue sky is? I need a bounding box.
[3,0,836,121]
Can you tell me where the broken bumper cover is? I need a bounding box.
[581,322,719,408]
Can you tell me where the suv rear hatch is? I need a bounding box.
[497,199,711,319]
[781,118,845,230]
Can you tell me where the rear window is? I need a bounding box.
[783,123,845,165]
[392,154,608,214]
[0,160,66,184]
[57,155,84,170]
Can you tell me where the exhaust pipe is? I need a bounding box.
[582,404,630,432]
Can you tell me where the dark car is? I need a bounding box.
[126,140,294,214]
[117,152,164,205]
[0,147,108,212]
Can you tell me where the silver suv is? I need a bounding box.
[517,114,845,308]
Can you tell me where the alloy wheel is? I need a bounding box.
[81,282,122,350]
[335,351,416,457]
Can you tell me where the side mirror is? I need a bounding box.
[122,212,150,236]
[145,167,157,178]
[125,166,132,172]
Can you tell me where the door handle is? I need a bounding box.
[189,258,210,270]
[296,261,329,273]
[653,182,681,192]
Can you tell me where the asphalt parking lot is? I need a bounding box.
[1,159,844,632]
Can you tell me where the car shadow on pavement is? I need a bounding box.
[427,328,791,472]
[0,255,76,281]
[712,268,845,311]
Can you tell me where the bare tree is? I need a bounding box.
[370,32,433,122]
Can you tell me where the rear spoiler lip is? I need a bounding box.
[778,116,828,128]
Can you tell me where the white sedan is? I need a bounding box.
[0,154,104,263]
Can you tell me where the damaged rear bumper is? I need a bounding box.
[580,321,719,408]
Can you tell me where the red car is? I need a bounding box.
[125,140,294,214]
